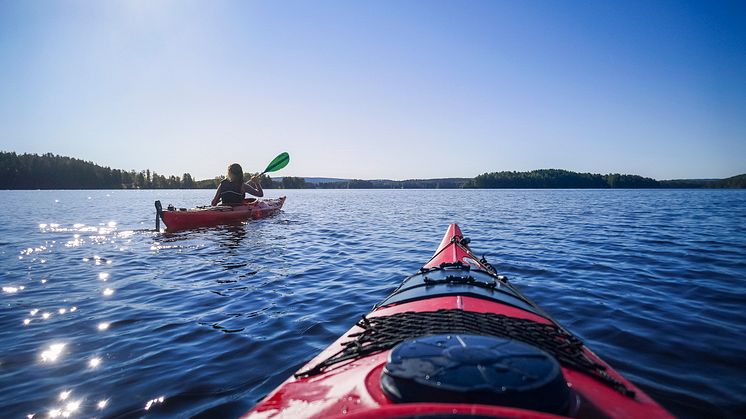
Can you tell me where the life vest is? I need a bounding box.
[219,179,244,204]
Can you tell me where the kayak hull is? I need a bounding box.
[244,224,672,419]
[157,196,285,231]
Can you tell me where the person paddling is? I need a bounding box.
[211,163,263,206]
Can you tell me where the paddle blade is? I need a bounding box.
[263,152,290,174]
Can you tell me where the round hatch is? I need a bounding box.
[381,334,570,414]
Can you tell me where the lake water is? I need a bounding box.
[0,189,744,418]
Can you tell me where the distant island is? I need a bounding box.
[1,151,744,189]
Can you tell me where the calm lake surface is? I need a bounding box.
[1,189,744,418]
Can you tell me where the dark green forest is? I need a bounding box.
[1,151,744,189]
[1,152,194,189]
[467,169,745,189]
[658,174,746,188]
[0,152,275,190]
[466,169,660,188]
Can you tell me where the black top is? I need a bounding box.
[218,179,244,204]
[376,267,540,317]
[381,334,570,414]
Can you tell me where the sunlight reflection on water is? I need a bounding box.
[89,357,101,368]
[0,189,744,418]
[40,343,66,363]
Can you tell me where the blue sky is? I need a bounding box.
[1,0,744,180]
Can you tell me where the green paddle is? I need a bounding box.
[245,152,289,197]
[260,152,290,175]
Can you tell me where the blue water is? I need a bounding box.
[0,189,744,418]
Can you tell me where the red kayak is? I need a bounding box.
[244,224,672,419]
[154,197,285,231]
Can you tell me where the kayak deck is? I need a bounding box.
[244,224,672,419]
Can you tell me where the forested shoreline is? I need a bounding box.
[0,151,276,190]
[1,152,744,189]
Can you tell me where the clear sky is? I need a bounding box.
[1,1,744,180]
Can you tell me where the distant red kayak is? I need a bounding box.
[155,197,285,231]
[244,224,672,419]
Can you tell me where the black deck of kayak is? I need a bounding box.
[376,264,543,318]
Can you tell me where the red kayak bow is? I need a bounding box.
[244,224,672,419]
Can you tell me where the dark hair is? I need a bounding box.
[227,163,243,182]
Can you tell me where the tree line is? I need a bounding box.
[0,152,312,190]
[0,152,200,189]
[264,172,745,189]
[1,152,743,189]
[283,178,472,189]
[466,169,661,188]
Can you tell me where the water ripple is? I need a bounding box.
[0,189,744,418]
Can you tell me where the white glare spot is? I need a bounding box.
[103,288,114,296]
[2,286,19,294]
[41,343,65,362]
[108,221,116,227]
[41,279,47,284]
[70,307,77,312]
[30,309,39,315]
[97,400,108,409]
[107,260,112,265]
[97,322,110,331]
[58,308,67,314]
[98,273,109,281]
[54,199,59,203]
[82,258,89,262]
[73,223,84,228]
[39,223,48,228]
[49,409,61,418]
[42,312,51,319]
[144,396,165,410]
[23,319,31,325]
[89,357,101,368]
[65,400,81,413]
[59,390,71,400]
